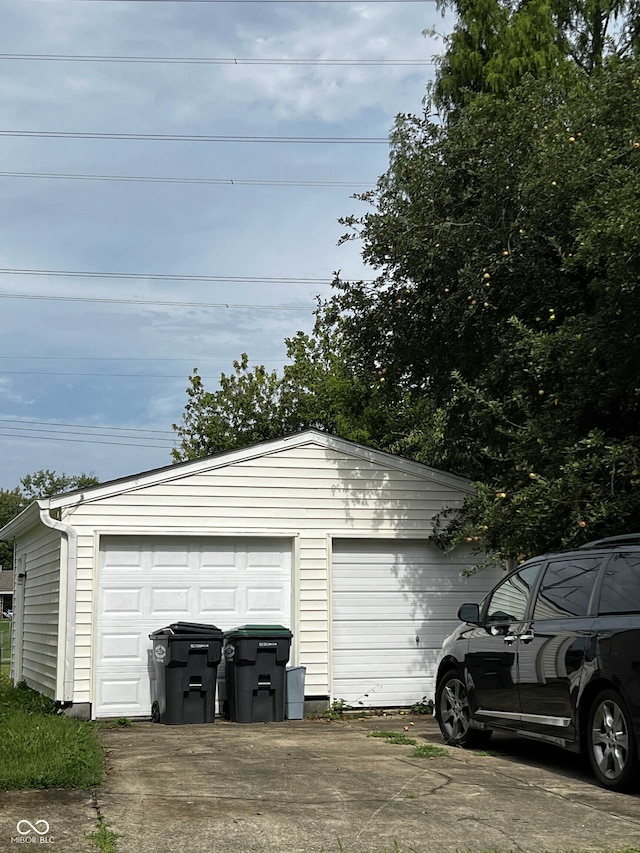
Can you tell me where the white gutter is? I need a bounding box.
[39,506,77,703]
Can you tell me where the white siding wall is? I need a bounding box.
[60,444,469,705]
[14,525,61,698]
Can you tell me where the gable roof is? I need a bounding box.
[0,430,472,540]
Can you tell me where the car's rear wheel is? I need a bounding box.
[436,671,491,748]
[587,689,637,791]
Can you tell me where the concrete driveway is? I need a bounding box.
[2,714,640,852]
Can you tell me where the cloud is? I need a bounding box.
[0,0,449,488]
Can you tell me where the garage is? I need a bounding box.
[0,429,500,718]
[95,535,292,718]
[331,539,502,707]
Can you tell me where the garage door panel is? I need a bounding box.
[96,632,146,665]
[198,587,241,616]
[95,536,291,718]
[332,539,502,707]
[333,592,485,620]
[100,587,143,616]
[96,669,152,716]
[246,585,288,612]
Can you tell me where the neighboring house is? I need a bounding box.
[0,430,503,720]
[0,566,13,616]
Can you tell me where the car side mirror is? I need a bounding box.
[458,603,481,625]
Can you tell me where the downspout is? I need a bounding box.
[39,505,77,703]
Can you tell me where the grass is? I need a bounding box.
[0,618,11,678]
[411,743,449,758]
[0,674,104,790]
[88,817,121,853]
[369,729,449,758]
[369,730,418,746]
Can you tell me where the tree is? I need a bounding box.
[20,470,100,500]
[432,0,640,115]
[0,488,27,568]
[0,471,100,568]
[171,13,640,563]
[171,310,412,461]
[334,59,640,562]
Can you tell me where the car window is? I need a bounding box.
[533,556,601,619]
[485,563,542,625]
[598,553,640,614]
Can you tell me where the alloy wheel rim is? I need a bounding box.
[591,699,629,780]
[441,679,470,741]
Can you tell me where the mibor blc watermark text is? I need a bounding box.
[11,820,54,844]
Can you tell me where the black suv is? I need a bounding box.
[435,534,640,791]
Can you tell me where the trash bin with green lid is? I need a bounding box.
[150,622,224,725]
[223,624,292,723]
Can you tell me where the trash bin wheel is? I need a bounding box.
[151,701,160,723]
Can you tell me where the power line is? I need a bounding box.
[0,292,319,311]
[0,355,288,363]
[0,371,201,378]
[0,423,175,443]
[0,130,388,144]
[0,52,434,66]
[67,1,435,4]
[0,170,372,188]
[0,417,174,436]
[0,267,357,284]
[0,430,172,449]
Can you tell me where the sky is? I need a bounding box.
[0,0,448,491]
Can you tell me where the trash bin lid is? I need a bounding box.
[149,622,224,639]
[225,624,292,639]
[169,622,223,635]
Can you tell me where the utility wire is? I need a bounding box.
[0,355,287,363]
[0,53,433,66]
[0,292,319,311]
[0,417,174,436]
[67,1,436,4]
[0,430,172,449]
[0,423,176,443]
[0,267,361,284]
[0,371,207,378]
[0,130,388,143]
[0,170,372,187]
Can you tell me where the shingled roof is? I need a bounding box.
[0,570,13,594]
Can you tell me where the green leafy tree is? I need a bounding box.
[0,471,100,567]
[0,489,27,568]
[20,470,100,500]
[172,355,288,460]
[172,12,640,563]
[432,0,640,114]
[171,303,422,461]
[334,60,640,562]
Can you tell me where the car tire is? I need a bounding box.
[436,671,491,748]
[587,688,637,791]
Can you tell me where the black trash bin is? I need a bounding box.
[223,625,293,723]
[150,622,224,725]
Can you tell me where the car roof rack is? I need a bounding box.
[579,533,640,550]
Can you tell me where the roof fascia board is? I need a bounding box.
[47,429,473,510]
[0,501,45,541]
[47,432,323,508]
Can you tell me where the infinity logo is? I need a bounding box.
[16,820,50,836]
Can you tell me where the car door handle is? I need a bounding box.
[519,632,534,644]
[503,634,516,645]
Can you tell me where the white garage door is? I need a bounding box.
[95,536,292,718]
[331,539,503,708]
